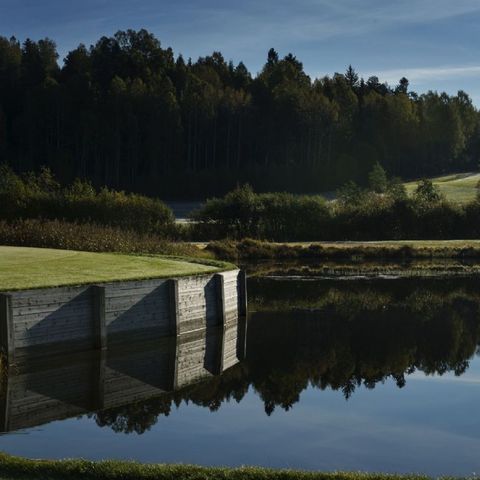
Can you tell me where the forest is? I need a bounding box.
[1,29,479,198]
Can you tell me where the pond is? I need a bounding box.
[1,270,480,476]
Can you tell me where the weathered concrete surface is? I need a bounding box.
[0,269,246,363]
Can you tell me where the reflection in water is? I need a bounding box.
[2,277,480,437]
[0,320,246,434]
[92,277,480,431]
[247,277,480,405]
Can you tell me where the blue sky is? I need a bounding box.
[1,0,480,103]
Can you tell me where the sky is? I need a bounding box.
[1,0,480,103]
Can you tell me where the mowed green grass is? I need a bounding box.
[0,454,436,480]
[0,246,231,291]
[404,172,480,204]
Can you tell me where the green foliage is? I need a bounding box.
[195,183,480,242]
[404,173,480,204]
[0,219,204,257]
[0,166,175,235]
[336,181,364,205]
[24,165,60,193]
[0,30,479,197]
[208,238,480,261]
[368,162,388,193]
[192,185,330,240]
[0,452,435,480]
[387,176,407,200]
[66,178,96,198]
[190,184,262,238]
[414,178,444,204]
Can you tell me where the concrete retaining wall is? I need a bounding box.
[0,269,246,363]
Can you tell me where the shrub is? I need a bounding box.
[368,162,388,193]
[192,185,330,241]
[387,177,407,200]
[414,178,443,204]
[193,183,480,242]
[336,181,365,206]
[191,184,262,239]
[0,218,202,257]
[0,166,175,235]
[260,193,330,241]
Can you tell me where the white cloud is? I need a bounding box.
[408,371,480,384]
[69,0,479,59]
[168,0,480,46]
[368,65,480,85]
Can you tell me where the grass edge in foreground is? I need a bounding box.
[0,454,438,480]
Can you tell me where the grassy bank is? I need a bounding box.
[404,172,480,204]
[207,238,480,261]
[0,246,232,291]
[245,260,480,279]
[0,454,435,480]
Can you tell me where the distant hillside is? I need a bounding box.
[404,172,480,204]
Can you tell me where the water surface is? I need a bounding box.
[1,274,480,476]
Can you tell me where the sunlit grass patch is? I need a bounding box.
[0,246,233,291]
[404,172,480,204]
[0,453,437,480]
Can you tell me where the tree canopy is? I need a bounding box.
[0,30,479,198]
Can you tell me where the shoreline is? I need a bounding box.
[244,259,480,279]
[0,454,438,480]
[206,238,480,262]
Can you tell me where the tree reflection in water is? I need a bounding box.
[93,277,480,433]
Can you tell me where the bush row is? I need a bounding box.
[0,219,202,258]
[191,186,330,240]
[206,238,480,261]
[0,166,175,235]
[3,167,480,243]
[192,184,480,241]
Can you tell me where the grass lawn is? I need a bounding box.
[0,454,435,480]
[404,172,480,204]
[0,246,233,291]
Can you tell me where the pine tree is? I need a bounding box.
[368,162,388,193]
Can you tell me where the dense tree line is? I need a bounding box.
[1,30,479,198]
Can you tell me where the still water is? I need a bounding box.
[1,272,480,476]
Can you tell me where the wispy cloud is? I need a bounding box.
[408,371,480,384]
[3,0,480,100]
[369,65,480,85]
[160,0,480,48]
[345,0,480,27]
[4,0,480,59]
